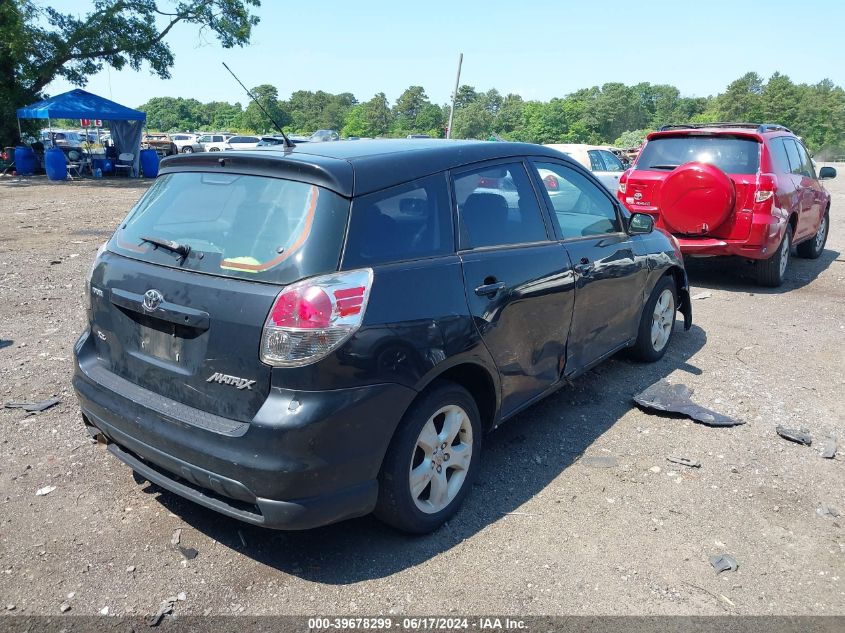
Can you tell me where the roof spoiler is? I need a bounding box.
[658,122,792,134]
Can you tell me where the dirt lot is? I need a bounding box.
[0,168,843,618]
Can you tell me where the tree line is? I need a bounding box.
[137,72,845,156]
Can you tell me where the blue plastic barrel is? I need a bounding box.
[45,147,68,181]
[14,146,37,176]
[139,149,159,178]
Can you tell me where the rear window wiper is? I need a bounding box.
[647,164,679,170]
[140,235,191,260]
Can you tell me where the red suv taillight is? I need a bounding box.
[260,268,373,367]
[754,173,778,204]
[618,168,631,194]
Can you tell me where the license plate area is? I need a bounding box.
[137,315,185,363]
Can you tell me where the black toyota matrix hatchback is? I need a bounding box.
[73,140,692,533]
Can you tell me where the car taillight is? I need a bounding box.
[543,174,558,191]
[260,268,373,367]
[754,173,778,204]
[618,168,631,194]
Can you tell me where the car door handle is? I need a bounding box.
[474,281,507,297]
[574,258,594,275]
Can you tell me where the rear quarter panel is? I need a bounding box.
[273,256,499,395]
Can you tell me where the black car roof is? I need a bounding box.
[159,139,575,197]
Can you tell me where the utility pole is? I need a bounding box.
[446,53,463,140]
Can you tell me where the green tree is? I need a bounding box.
[614,129,652,148]
[362,92,393,136]
[2,0,260,146]
[714,72,764,122]
[241,84,289,133]
[393,86,430,133]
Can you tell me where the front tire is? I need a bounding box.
[181,146,194,154]
[796,211,828,259]
[757,225,792,287]
[630,276,676,362]
[374,381,481,533]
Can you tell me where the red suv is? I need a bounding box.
[617,123,836,286]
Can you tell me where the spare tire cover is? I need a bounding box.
[659,162,735,235]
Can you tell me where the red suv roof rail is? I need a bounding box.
[658,122,792,134]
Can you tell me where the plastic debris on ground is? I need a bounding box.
[580,455,619,468]
[35,485,56,496]
[633,380,744,427]
[816,504,841,519]
[4,397,61,413]
[775,426,812,446]
[667,456,701,468]
[147,597,175,627]
[820,436,837,459]
[709,554,739,574]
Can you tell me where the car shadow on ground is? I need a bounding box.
[149,323,708,584]
[684,248,840,294]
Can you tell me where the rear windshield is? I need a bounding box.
[109,172,349,284]
[637,135,760,174]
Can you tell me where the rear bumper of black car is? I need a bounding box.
[72,330,417,530]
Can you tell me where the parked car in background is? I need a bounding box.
[618,123,836,286]
[170,133,204,154]
[198,133,232,152]
[544,144,627,193]
[226,135,261,150]
[256,135,288,147]
[407,134,431,139]
[40,130,84,148]
[73,139,691,534]
[308,129,340,142]
[142,133,178,157]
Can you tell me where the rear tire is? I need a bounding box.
[796,211,828,259]
[374,381,481,534]
[181,146,194,154]
[630,276,677,362]
[756,225,792,287]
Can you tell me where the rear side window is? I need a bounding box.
[454,162,548,248]
[588,150,605,171]
[768,138,792,174]
[792,140,816,178]
[110,172,349,284]
[600,150,625,172]
[343,174,453,267]
[637,135,761,174]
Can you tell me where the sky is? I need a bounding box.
[44,0,845,108]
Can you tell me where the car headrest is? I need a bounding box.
[462,193,508,226]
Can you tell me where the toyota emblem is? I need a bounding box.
[143,289,164,311]
[634,192,643,200]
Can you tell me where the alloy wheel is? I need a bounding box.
[779,234,790,277]
[409,405,473,514]
[650,288,675,352]
[814,216,827,251]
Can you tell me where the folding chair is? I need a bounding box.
[114,153,135,177]
[66,150,83,180]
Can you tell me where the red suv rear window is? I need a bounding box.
[637,135,760,175]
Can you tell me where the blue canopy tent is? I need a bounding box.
[16,88,146,176]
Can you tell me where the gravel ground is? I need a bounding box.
[0,168,843,618]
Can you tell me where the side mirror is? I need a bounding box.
[628,212,655,235]
[819,166,837,180]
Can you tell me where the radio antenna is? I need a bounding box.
[221,62,294,149]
